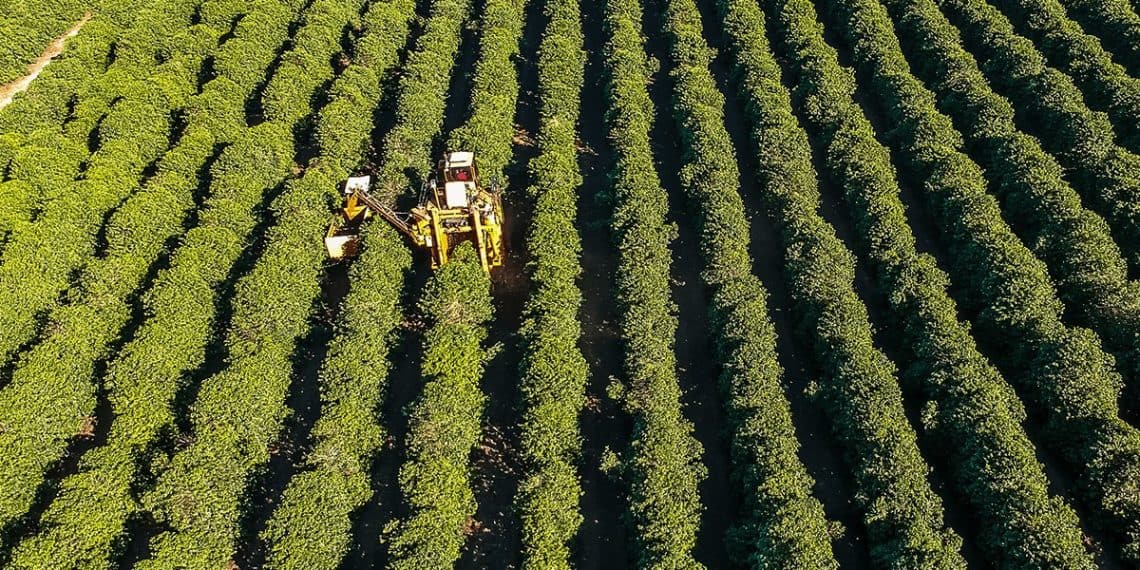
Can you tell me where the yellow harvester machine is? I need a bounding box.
[325,151,505,271]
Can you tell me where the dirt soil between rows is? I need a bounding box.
[0,13,92,110]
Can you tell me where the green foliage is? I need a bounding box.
[256,3,419,567]
[726,0,1028,565]
[64,0,206,140]
[128,3,382,567]
[139,160,326,568]
[514,0,589,563]
[0,4,236,539]
[6,134,87,197]
[0,1,213,370]
[1056,0,1140,78]
[882,0,1140,379]
[650,0,773,564]
[4,120,294,569]
[212,0,295,92]
[0,134,86,241]
[261,0,363,127]
[0,1,346,566]
[938,0,1140,272]
[787,0,1140,560]
[0,6,142,138]
[0,180,34,243]
[261,223,411,570]
[386,0,527,561]
[0,0,208,177]
[375,0,473,196]
[0,132,20,172]
[599,0,707,566]
[0,0,92,85]
[985,0,1140,153]
[388,244,494,569]
[1,0,1135,565]
[448,0,528,183]
[768,0,1099,565]
[659,0,965,565]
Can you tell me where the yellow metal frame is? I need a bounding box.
[324,193,372,259]
[324,156,506,272]
[415,198,504,270]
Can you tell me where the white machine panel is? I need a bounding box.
[345,175,371,194]
[446,151,474,168]
[444,181,469,208]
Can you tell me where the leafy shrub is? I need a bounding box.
[1056,0,1140,78]
[0,5,213,370]
[762,0,1100,564]
[938,0,1140,271]
[384,0,530,562]
[130,3,378,566]
[1,1,345,565]
[514,0,590,563]
[448,0,527,182]
[658,0,966,564]
[600,0,708,566]
[261,221,411,570]
[255,3,423,568]
[793,0,1140,559]
[983,0,1140,152]
[388,244,494,569]
[0,16,229,533]
[0,0,93,85]
[883,0,1140,461]
[374,0,473,197]
[0,11,133,137]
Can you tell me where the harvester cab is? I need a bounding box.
[324,151,505,272]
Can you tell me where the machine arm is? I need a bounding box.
[351,188,422,243]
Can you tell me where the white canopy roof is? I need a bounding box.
[445,151,474,167]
